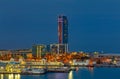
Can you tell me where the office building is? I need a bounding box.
[50,44,66,54]
[58,15,68,53]
[32,44,46,58]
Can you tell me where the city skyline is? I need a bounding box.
[0,0,120,53]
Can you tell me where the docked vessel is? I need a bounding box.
[47,67,71,73]
[21,68,46,75]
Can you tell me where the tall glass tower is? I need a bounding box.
[58,15,68,53]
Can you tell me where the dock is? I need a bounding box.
[94,64,120,68]
[20,72,46,75]
[0,71,20,74]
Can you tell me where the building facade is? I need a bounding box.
[50,44,66,54]
[58,15,68,53]
[32,44,46,58]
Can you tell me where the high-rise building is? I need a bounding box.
[58,15,68,53]
[32,44,46,58]
[50,44,66,54]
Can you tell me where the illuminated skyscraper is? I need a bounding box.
[58,15,68,53]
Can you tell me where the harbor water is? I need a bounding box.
[0,67,120,79]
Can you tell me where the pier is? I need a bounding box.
[94,64,120,68]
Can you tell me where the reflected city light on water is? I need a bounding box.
[68,71,73,79]
[0,74,21,79]
[0,74,4,79]
[9,74,14,79]
[15,74,20,79]
[88,67,94,73]
[88,67,94,76]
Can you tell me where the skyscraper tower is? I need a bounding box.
[58,15,68,53]
[58,16,63,44]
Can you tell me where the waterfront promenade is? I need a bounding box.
[0,67,120,79]
[0,64,120,75]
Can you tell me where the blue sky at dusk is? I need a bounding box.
[0,0,120,53]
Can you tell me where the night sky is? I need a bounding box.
[0,0,120,53]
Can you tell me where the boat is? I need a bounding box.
[21,68,46,75]
[47,67,71,73]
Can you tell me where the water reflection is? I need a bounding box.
[88,67,94,75]
[15,74,20,79]
[0,74,3,79]
[0,74,20,79]
[68,71,73,79]
[88,67,94,73]
[9,74,14,79]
